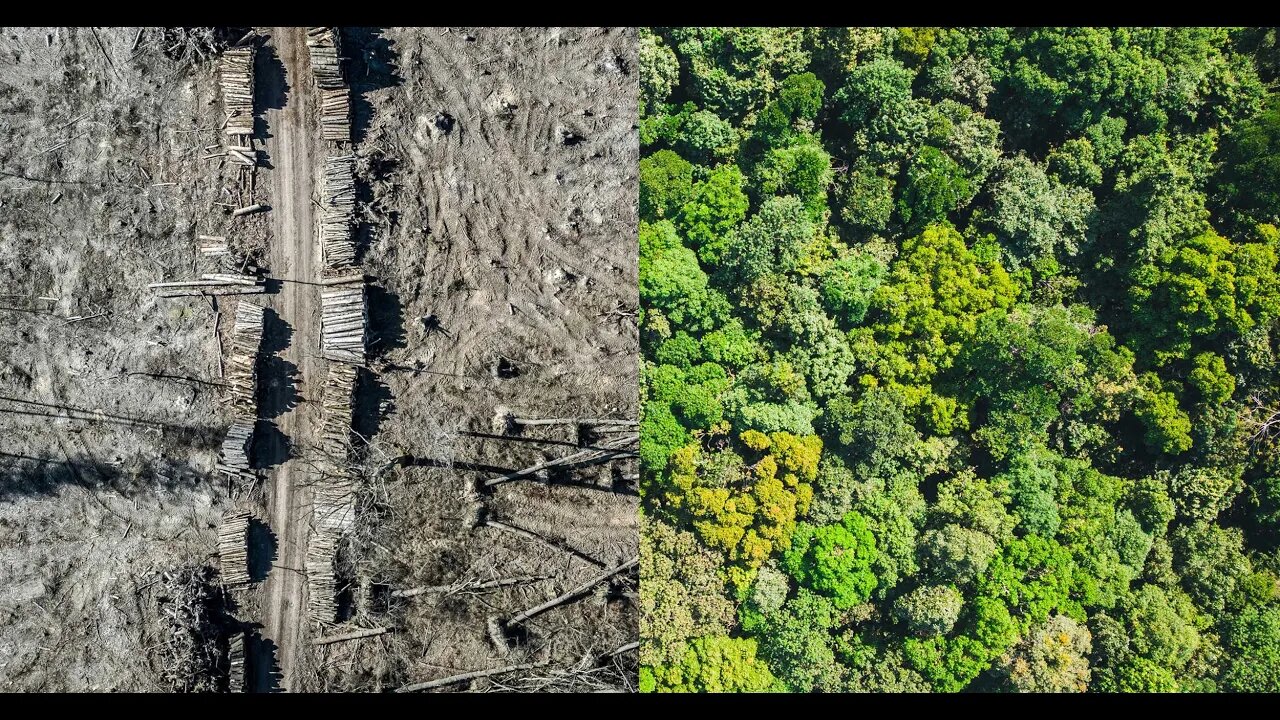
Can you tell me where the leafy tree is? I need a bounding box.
[852,222,1016,433]
[641,516,737,666]
[640,150,694,222]
[1215,95,1280,229]
[898,145,971,232]
[782,512,879,609]
[980,155,1095,269]
[642,635,782,693]
[721,196,815,284]
[996,614,1093,692]
[757,588,844,692]
[834,56,928,164]
[665,27,811,120]
[639,30,680,113]
[678,163,750,267]
[1221,604,1280,692]
[818,252,887,327]
[895,584,965,636]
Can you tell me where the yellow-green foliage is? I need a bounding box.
[659,431,821,591]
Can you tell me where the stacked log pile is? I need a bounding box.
[320,286,367,363]
[306,27,351,142]
[320,155,358,270]
[306,362,360,624]
[217,301,265,479]
[306,534,340,624]
[226,301,265,416]
[217,511,252,587]
[219,46,256,139]
[227,631,245,693]
[217,420,255,476]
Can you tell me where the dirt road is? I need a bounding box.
[253,26,322,692]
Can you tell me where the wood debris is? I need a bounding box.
[198,235,230,257]
[217,511,252,587]
[320,154,357,271]
[306,28,351,142]
[150,274,265,298]
[219,46,256,138]
[320,286,367,363]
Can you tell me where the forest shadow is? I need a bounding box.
[258,355,299,419]
[253,36,288,149]
[247,517,277,584]
[352,366,394,440]
[344,27,403,146]
[251,419,292,470]
[0,452,212,502]
[365,283,406,357]
[245,630,283,693]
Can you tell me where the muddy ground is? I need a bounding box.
[0,26,639,693]
[316,27,640,692]
[0,27,255,691]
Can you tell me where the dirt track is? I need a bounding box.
[253,26,321,692]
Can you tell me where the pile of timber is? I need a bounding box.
[217,511,252,587]
[198,235,230,258]
[305,28,346,89]
[306,362,359,625]
[217,419,255,476]
[314,363,358,534]
[317,362,358,472]
[223,143,259,168]
[149,273,264,298]
[306,28,351,143]
[219,46,256,138]
[320,285,367,363]
[319,88,352,143]
[226,301,265,416]
[306,533,340,624]
[227,631,245,693]
[320,155,357,270]
[217,301,265,479]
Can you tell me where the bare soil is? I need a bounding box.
[251,26,323,692]
[313,27,640,692]
[0,27,248,691]
[0,25,638,693]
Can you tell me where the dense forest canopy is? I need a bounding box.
[638,27,1280,692]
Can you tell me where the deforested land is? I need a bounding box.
[0,26,638,693]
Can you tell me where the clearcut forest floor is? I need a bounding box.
[0,27,250,691]
[320,26,640,692]
[0,26,638,693]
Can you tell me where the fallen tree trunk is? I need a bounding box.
[483,435,637,487]
[392,575,550,599]
[312,626,390,646]
[395,662,548,693]
[504,557,638,628]
[481,518,606,569]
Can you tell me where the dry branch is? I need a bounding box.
[395,662,549,693]
[504,557,638,628]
